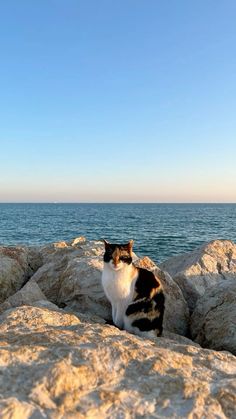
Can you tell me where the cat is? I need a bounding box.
[101,239,165,338]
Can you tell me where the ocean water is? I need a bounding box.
[0,203,236,263]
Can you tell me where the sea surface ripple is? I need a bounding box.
[0,203,236,263]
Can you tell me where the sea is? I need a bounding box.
[0,203,236,264]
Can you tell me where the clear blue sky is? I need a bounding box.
[0,0,236,202]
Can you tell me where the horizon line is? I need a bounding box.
[0,202,236,205]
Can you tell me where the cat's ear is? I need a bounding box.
[102,239,110,248]
[127,240,134,251]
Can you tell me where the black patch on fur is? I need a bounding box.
[103,252,113,262]
[153,291,165,310]
[119,255,132,264]
[132,316,163,335]
[132,318,152,331]
[134,268,161,299]
[126,290,165,317]
[126,299,153,316]
[128,269,165,336]
[103,244,116,262]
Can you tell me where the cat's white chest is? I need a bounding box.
[102,266,134,301]
[101,264,137,328]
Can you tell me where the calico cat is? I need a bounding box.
[101,239,165,337]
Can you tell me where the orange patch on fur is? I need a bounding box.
[112,248,120,266]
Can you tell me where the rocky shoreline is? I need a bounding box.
[0,238,235,418]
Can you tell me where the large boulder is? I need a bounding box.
[160,240,236,311]
[0,246,42,303]
[0,279,48,314]
[31,238,111,320]
[191,279,236,355]
[0,305,235,418]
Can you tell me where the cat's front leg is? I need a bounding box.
[111,305,124,329]
[112,305,117,324]
[114,317,124,329]
[113,305,125,330]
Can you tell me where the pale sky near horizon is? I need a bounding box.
[0,1,236,203]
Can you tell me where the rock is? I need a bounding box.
[162,330,200,347]
[0,279,48,314]
[70,236,86,246]
[135,256,189,336]
[0,246,42,304]
[0,305,235,418]
[38,237,102,261]
[31,239,112,321]
[160,240,236,311]
[191,279,236,355]
[32,299,62,311]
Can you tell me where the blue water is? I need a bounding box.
[0,203,236,263]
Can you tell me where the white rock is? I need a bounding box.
[160,240,236,311]
[0,305,235,418]
[0,279,48,314]
[0,246,42,304]
[191,279,236,355]
[32,239,111,320]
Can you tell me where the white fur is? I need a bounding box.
[101,260,138,329]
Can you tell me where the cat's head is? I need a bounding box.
[102,239,134,271]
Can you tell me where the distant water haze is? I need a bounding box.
[1,175,236,204]
[1,158,235,203]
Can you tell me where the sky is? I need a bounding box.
[0,0,236,203]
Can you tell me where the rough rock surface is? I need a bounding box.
[0,246,42,304]
[191,279,236,355]
[0,279,48,314]
[0,238,236,418]
[31,239,112,319]
[160,240,236,311]
[0,305,236,419]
